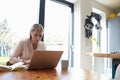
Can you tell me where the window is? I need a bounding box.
[41,0,74,67]
[0,0,74,68]
[92,8,109,75]
[0,0,40,57]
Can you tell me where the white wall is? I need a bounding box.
[74,1,81,68]
[74,0,113,71]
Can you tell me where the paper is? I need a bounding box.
[0,62,26,71]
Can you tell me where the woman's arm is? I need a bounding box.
[9,41,24,64]
[9,57,22,64]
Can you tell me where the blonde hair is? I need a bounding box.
[30,24,44,39]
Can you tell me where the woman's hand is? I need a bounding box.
[9,57,31,65]
[22,59,31,64]
[9,57,22,64]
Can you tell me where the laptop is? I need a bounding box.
[28,50,63,70]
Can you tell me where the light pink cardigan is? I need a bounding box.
[10,39,46,64]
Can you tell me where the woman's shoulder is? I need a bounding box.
[19,38,29,44]
[38,41,45,45]
[38,41,46,47]
[38,41,46,50]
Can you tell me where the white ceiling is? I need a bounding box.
[67,0,120,12]
[95,0,120,11]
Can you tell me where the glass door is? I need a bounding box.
[44,0,74,67]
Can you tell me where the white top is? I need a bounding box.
[10,39,46,63]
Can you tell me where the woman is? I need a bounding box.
[9,24,46,64]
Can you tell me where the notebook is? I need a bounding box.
[27,50,63,70]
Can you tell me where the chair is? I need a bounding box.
[114,64,120,80]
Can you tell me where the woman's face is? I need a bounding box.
[31,30,43,44]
